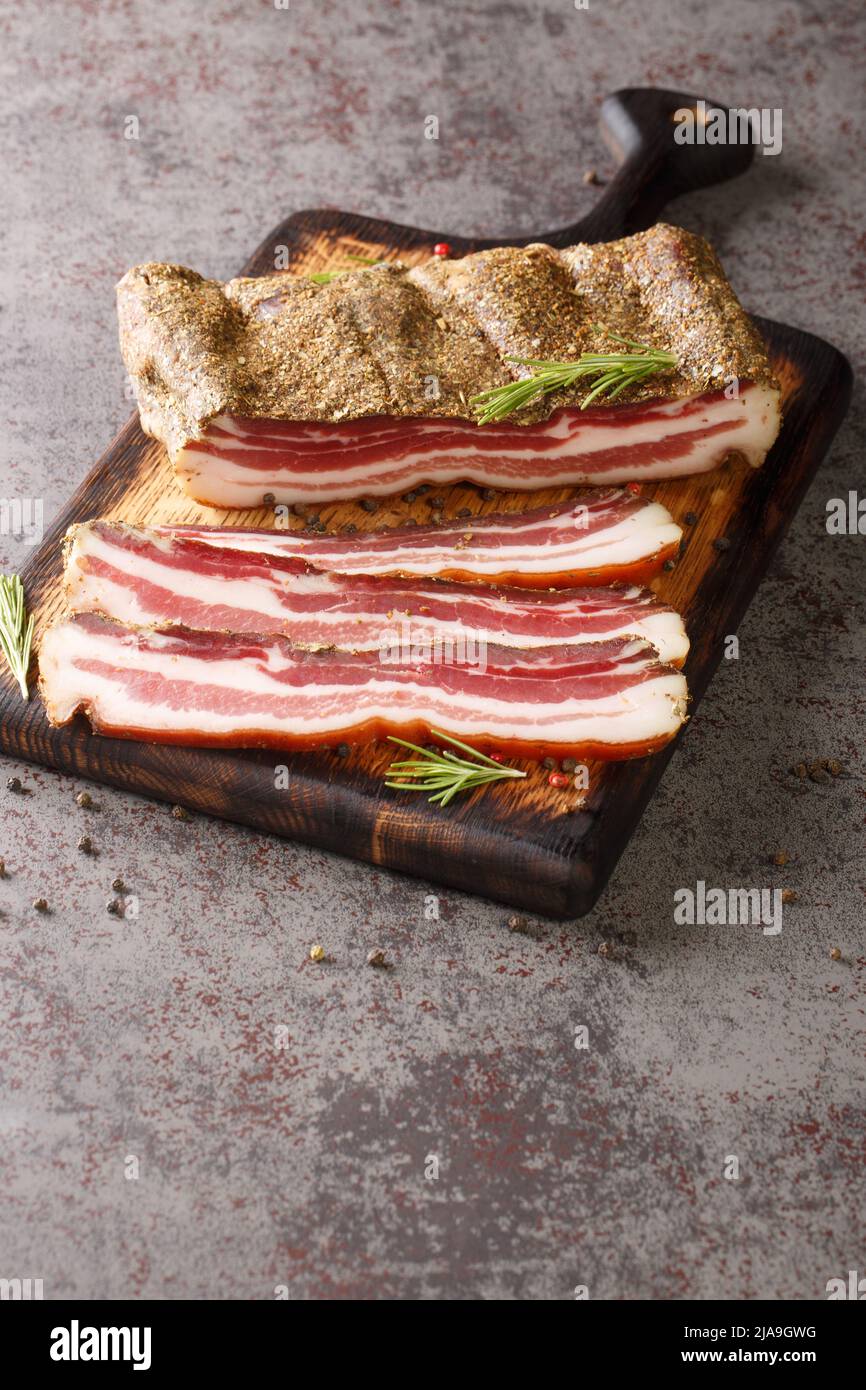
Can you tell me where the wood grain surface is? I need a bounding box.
[0,89,852,918]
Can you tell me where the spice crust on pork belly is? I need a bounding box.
[117,222,779,459]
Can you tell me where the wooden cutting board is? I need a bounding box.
[0,88,852,919]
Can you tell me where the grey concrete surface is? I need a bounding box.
[0,0,864,1300]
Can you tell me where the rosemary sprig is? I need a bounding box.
[0,574,34,701]
[470,328,677,423]
[385,730,526,806]
[308,254,381,285]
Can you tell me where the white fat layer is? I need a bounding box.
[69,526,305,625]
[173,502,682,577]
[40,622,688,747]
[67,526,689,663]
[174,385,781,507]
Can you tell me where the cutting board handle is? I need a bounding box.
[538,87,755,247]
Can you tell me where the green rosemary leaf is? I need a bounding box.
[308,255,381,285]
[470,327,677,423]
[0,574,34,701]
[384,730,526,804]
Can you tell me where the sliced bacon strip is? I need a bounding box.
[39,614,689,760]
[175,384,780,508]
[65,521,689,665]
[162,489,682,589]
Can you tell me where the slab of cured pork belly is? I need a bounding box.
[64,520,689,665]
[116,223,781,508]
[39,613,689,761]
[162,489,682,589]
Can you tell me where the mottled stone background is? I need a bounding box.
[0,0,863,1300]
